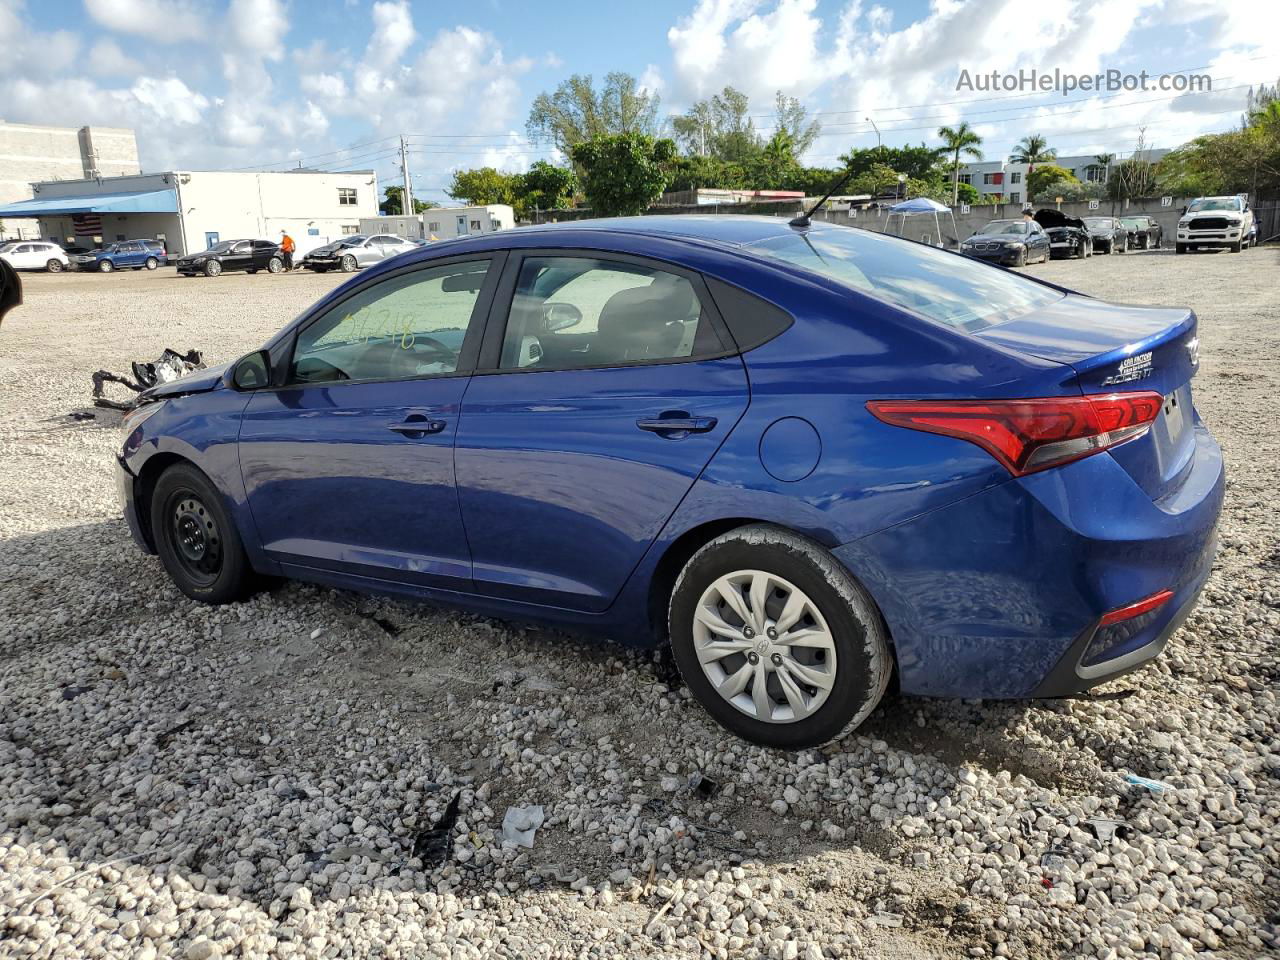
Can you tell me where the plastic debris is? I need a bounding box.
[91,347,205,411]
[501,804,545,848]
[1085,818,1131,842]
[1124,773,1174,793]
[869,912,904,927]
[412,792,461,866]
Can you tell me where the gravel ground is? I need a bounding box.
[1,247,1277,960]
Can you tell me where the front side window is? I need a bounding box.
[499,257,722,371]
[746,225,1063,333]
[290,259,491,385]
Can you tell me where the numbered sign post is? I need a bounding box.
[960,204,970,215]
[1088,199,1099,210]
[1160,196,1173,207]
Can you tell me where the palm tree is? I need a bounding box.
[1009,134,1056,204]
[1093,152,1115,186]
[937,122,984,205]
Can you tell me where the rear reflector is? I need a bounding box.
[1099,589,1174,626]
[866,391,1163,476]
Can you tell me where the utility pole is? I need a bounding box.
[399,135,414,218]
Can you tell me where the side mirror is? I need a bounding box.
[543,301,584,333]
[0,257,20,326]
[231,349,271,390]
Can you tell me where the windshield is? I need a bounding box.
[746,227,1063,333]
[981,221,1028,235]
[1187,198,1241,212]
[1084,218,1113,228]
[1119,218,1145,228]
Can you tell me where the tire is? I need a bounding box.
[1015,247,1027,267]
[340,254,357,273]
[150,464,254,604]
[1230,240,1242,253]
[267,257,283,274]
[145,257,158,270]
[46,259,64,273]
[247,269,258,274]
[668,525,892,749]
[98,259,114,273]
[1176,243,1186,254]
[204,260,222,277]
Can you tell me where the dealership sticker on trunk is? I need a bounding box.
[1102,351,1154,386]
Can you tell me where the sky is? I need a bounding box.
[3,0,1279,204]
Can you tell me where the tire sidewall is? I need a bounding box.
[669,529,889,749]
[99,260,114,272]
[341,254,356,272]
[205,260,221,277]
[145,257,158,270]
[150,465,250,604]
[47,259,64,273]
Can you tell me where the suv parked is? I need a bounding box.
[0,241,70,273]
[1176,196,1254,253]
[176,239,283,277]
[71,239,167,272]
[301,234,418,273]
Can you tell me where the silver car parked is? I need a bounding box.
[301,234,418,273]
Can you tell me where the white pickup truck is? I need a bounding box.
[1176,195,1255,254]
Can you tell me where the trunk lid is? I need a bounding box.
[976,295,1200,499]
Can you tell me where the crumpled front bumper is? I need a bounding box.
[117,455,153,553]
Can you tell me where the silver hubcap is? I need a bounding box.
[692,570,837,723]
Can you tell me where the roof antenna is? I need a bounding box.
[789,166,854,228]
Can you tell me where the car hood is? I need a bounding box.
[143,360,230,399]
[966,232,1025,243]
[1033,209,1086,229]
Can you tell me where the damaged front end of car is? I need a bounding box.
[91,348,210,411]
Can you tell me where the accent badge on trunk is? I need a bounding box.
[1102,351,1154,386]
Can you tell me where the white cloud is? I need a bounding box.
[129,76,210,125]
[300,71,348,99]
[365,0,416,70]
[83,0,205,44]
[228,0,289,61]
[88,38,143,76]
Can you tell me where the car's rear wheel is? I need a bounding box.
[145,257,158,270]
[1014,247,1027,267]
[99,259,114,273]
[46,259,64,273]
[341,254,357,272]
[267,257,283,274]
[669,525,892,749]
[151,464,254,604]
[204,260,221,277]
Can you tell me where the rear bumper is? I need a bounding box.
[833,421,1224,699]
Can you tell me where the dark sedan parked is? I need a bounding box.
[1083,217,1128,254]
[1034,209,1093,259]
[1120,216,1163,250]
[176,239,283,277]
[959,219,1050,266]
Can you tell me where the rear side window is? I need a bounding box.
[704,278,793,352]
[746,226,1063,333]
[499,256,723,370]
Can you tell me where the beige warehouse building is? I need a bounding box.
[0,121,141,239]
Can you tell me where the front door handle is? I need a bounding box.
[637,415,718,436]
[388,415,447,437]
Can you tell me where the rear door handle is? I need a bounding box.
[388,415,447,437]
[637,416,718,435]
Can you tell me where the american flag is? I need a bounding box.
[72,214,103,237]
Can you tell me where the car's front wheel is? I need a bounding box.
[99,259,114,272]
[341,254,357,272]
[204,260,222,277]
[151,464,254,604]
[669,525,892,749]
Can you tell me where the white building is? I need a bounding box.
[360,204,514,241]
[956,150,1171,203]
[0,169,378,256]
[0,121,140,239]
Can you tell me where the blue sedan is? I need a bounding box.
[117,217,1223,748]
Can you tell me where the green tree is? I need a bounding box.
[526,73,660,157]
[772,91,821,156]
[570,133,676,216]
[514,160,577,218]
[746,130,803,189]
[671,86,760,162]
[839,144,946,182]
[379,185,433,216]
[1009,134,1056,200]
[447,167,517,206]
[954,181,982,205]
[1026,163,1078,200]
[936,122,983,205]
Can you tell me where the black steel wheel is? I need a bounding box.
[151,464,255,603]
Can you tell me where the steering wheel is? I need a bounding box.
[367,335,458,379]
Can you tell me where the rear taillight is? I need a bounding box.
[866,391,1163,477]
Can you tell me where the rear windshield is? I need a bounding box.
[745,227,1063,333]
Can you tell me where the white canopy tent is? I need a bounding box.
[885,197,959,248]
